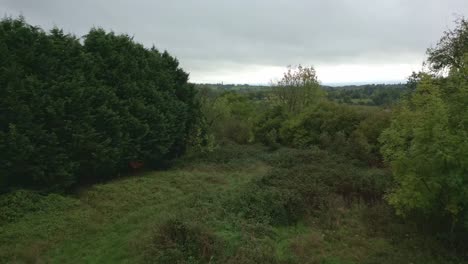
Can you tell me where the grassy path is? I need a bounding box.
[0,161,269,263]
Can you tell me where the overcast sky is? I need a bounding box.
[2,0,467,85]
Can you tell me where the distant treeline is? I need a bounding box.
[195,83,271,91]
[195,83,408,106]
[325,83,407,106]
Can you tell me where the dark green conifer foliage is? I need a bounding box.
[0,17,198,191]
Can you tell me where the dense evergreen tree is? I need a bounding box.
[0,17,198,191]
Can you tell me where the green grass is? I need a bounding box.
[0,145,465,263]
[0,159,268,263]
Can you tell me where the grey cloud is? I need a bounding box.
[1,0,467,82]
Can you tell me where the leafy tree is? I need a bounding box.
[380,71,468,233]
[381,18,468,236]
[426,18,468,73]
[273,65,324,113]
[406,71,424,92]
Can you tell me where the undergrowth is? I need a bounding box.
[1,144,466,263]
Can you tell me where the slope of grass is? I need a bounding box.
[0,154,268,263]
[0,145,465,263]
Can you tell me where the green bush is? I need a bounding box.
[350,111,391,165]
[225,148,392,227]
[181,143,267,167]
[0,190,79,224]
[253,105,287,148]
[279,101,361,148]
[145,218,220,264]
[226,180,303,225]
[201,92,258,145]
[254,102,391,165]
[274,148,391,207]
[225,237,279,264]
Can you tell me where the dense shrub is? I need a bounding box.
[0,189,79,224]
[227,148,393,226]
[279,101,362,148]
[350,111,391,165]
[145,218,220,264]
[200,91,259,144]
[0,18,198,191]
[178,143,270,173]
[254,101,390,165]
[226,180,304,225]
[253,105,287,149]
[225,238,279,264]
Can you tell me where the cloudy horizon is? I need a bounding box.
[2,0,467,85]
